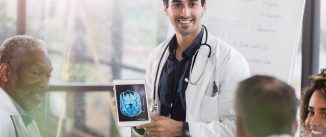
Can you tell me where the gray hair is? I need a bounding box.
[0,35,47,64]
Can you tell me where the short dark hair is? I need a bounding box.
[163,0,206,7]
[236,75,297,137]
[300,68,326,135]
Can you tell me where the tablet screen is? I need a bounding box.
[114,80,150,126]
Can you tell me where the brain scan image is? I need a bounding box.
[119,90,142,117]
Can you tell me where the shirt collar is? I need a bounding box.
[9,97,35,126]
[168,27,204,59]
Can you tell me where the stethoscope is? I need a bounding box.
[151,25,212,114]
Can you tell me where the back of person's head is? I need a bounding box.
[236,75,297,137]
[0,35,47,64]
[162,0,206,7]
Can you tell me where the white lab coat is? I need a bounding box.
[0,88,41,137]
[145,29,250,137]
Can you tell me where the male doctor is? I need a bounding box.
[0,35,53,137]
[137,0,250,136]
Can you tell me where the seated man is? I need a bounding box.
[0,35,53,137]
[235,75,298,137]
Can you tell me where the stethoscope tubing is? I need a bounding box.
[152,25,212,113]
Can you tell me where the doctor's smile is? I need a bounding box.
[177,17,194,27]
[309,129,326,137]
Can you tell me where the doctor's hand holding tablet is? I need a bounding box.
[113,79,150,127]
[112,80,184,137]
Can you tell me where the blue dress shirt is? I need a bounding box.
[158,27,204,134]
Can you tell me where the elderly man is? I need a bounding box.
[235,75,298,137]
[0,35,53,137]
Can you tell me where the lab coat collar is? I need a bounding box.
[10,98,36,126]
[0,88,36,126]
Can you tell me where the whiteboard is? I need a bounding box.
[203,0,305,83]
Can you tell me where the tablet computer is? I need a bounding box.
[113,79,150,127]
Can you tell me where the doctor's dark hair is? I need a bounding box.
[235,75,297,137]
[163,0,206,7]
[300,68,326,132]
[0,35,47,64]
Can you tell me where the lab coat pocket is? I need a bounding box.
[199,94,219,122]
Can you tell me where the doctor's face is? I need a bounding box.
[305,90,326,137]
[8,48,53,111]
[164,0,206,36]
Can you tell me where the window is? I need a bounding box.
[320,0,326,69]
[26,0,168,84]
[0,0,16,42]
[24,0,168,136]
